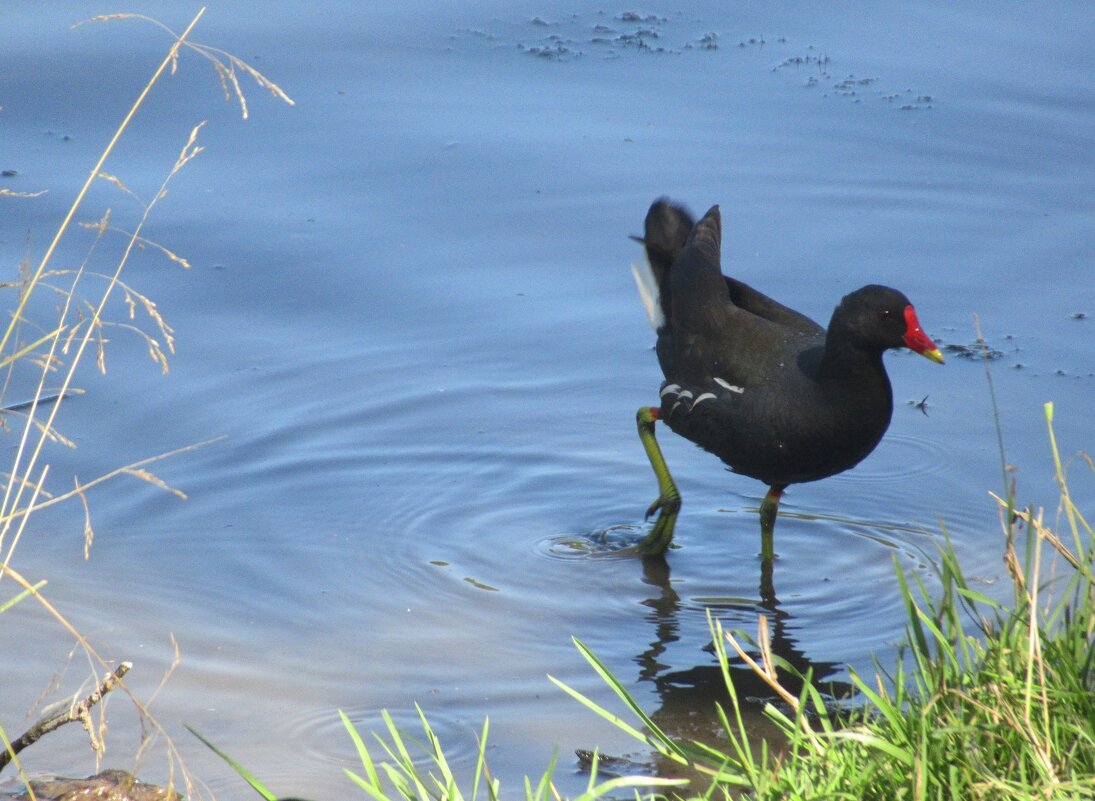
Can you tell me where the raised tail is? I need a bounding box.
[630,198,694,331]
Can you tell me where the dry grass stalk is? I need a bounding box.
[2,7,292,794]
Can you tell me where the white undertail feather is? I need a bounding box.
[631,252,665,330]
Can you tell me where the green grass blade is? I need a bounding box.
[340,709,382,789]
[184,724,277,801]
[387,711,433,801]
[569,637,690,760]
[894,557,931,659]
[529,750,557,801]
[0,580,46,613]
[343,767,400,801]
[571,775,688,801]
[470,717,488,801]
[415,703,459,800]
[708,614,760,781]
[710,703,757,784]
[830,729,915,767]
[546,674,650,745]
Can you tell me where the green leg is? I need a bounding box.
[635,406,681,556]
[759,485,785,561]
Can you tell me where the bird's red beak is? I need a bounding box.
[903,305,944,364]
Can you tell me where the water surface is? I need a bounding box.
[1,2,1092,799]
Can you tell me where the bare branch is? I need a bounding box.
[0,663,131,774]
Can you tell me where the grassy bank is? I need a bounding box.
[206,403,1092,801]
[562,414,1093,800]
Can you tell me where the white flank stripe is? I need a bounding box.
[660,383,681,398]
[714,377,745,394]
[692,392,716,406]
[631,255,665,330]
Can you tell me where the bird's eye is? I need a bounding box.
[877,309,892,321]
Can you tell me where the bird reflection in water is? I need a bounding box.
[628,553,856,780]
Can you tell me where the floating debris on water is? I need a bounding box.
[907,395,931,416]
[451,13,937,108]
[942,341,1005,360]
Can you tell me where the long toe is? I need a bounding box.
[637,511,678,556]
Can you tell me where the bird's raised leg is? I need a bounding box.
[635,406,681,555]
[759,485,785,561]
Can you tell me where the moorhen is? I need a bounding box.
[630,199,943,557]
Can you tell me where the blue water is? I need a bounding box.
[1,2,1092,799]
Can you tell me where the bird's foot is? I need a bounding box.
[636,491,680,556]
[633,405,683,556]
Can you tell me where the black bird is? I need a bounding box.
[630,199,943,556]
